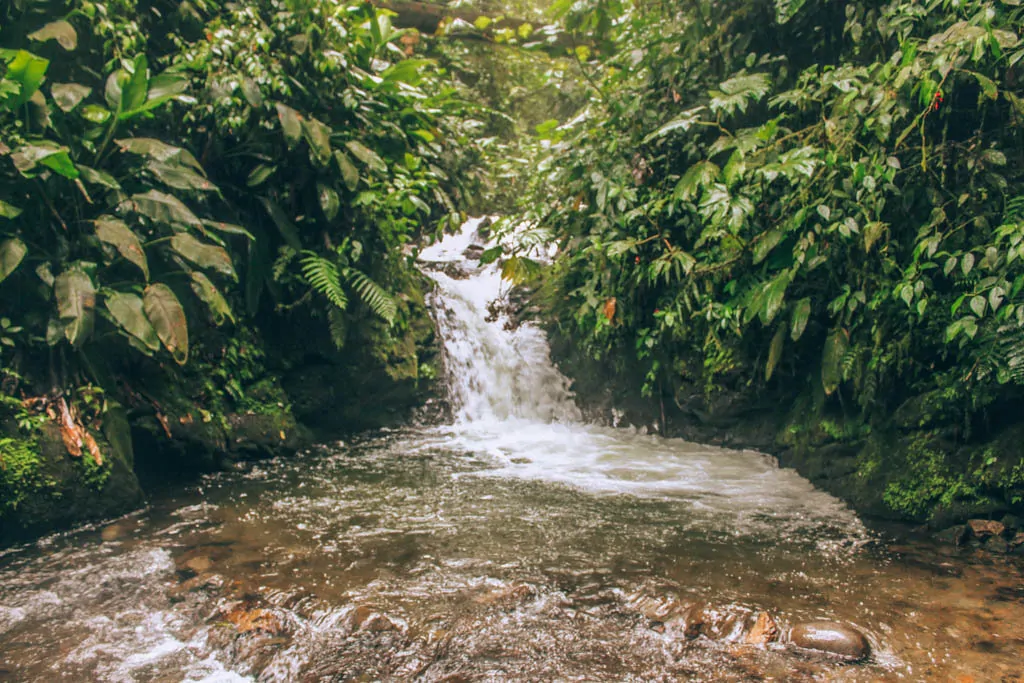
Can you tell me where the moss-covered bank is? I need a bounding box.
[0,276,440,547]
[549,331,1024,530]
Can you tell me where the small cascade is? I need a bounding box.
[419,217,581,425]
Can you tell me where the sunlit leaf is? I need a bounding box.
[28,21,77,51]
[345,140,387,173]
[0,238,27,283]
[275,102,303,148]
[50,82,90,112]
[790,297,811,341]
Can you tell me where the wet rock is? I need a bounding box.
[982,535,1009,554]
[462,244,486,260]
[472,583,536,609]
[744,611,779,645]
[223,606,283,634]
[168,572,224,601]
[967,519,1005,540]
[350,605,403,632]
[934,524,970,547]
[1000,514,1022,533]
[1008,533,1024,555]
[788,621,871,661]
[183,555,212,574]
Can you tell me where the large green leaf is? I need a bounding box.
[170,233,236,279]
[54,268,96,347]
[790,297,811,341]
[318,183,340,221]
[345,140,387,174]
[0,238,27,283]
[27,21,77,50]
[759,271,791,325]
[0,49,49,107]
[766,322,787,381]
[0,201,22,219]
[104,291,160,350]
[335,151,360,191]
[50,83,90,112]
[95,217,148,279]
[115,138,204,173]
[147,161,218,192]
[246,164,276,187]
[143,283,188,364]
[78,165,121,190]
[275,103,303,148]
[121,55,149,113]
[303,116,333,166]
[11,142,78,179]
[821,327,849,395]
[190,272,234,325]
[126,190,202,229]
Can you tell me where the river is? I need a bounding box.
[0,219,1021,681]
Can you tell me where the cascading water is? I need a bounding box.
[0,218,1022,682]
[419,216,580,425]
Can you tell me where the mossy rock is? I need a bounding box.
[0,405,144,546]
[227,411,313,460]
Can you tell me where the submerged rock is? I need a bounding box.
[788,621,870,661]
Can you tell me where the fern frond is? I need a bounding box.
[327,306,347,350]
[346,268,397,324]
[300,252,348,310]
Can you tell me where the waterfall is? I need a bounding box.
[419,217,581,425]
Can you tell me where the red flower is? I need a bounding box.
[635,256,641,264]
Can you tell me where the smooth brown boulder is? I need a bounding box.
[789,621,870,661]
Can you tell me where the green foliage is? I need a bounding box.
[0,435,45,516]
[0,0,479,404]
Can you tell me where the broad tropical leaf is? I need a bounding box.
[190,272,234,325]
[303,116,332,166]
[50,83,90,112]
[126,190,203,229]
[318,183,340,221]
[54,268,96,346]
[143,283,188,364]
[27,21,77,51]
[790,298,811,341]
[276,103,303,148]
[115,138,204,172]
[104,291,160,350]
[95,217,148,279]
[170,233,236,279]
[345,140,387,174]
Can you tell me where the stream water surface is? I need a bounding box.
[1,220,1022,682]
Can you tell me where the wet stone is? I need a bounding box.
[788,621,871,661]
[744,611,779,645]
[967,519,1005,540]
[934,524,970,547]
